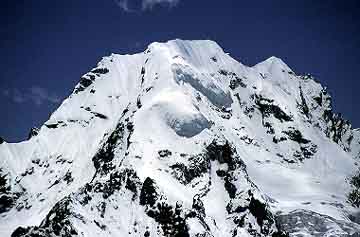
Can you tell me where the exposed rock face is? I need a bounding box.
[0,169,21,214]
[0,40,359,236]
[11,198,78,237]
[277,210,360,237]
[28,127,40,139]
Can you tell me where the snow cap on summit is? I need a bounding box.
[254,56,293,73]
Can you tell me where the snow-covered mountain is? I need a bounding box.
[1,39,360,237]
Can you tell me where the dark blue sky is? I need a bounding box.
[1,0,359,142]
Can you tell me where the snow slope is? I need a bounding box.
[0,39,359,237]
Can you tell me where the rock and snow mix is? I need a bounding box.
[0,39,359,236]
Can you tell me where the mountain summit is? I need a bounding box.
[1,39,360,236]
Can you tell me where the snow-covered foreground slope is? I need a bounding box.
[1,39,360,237]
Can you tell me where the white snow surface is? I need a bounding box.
[0,39,359,236]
